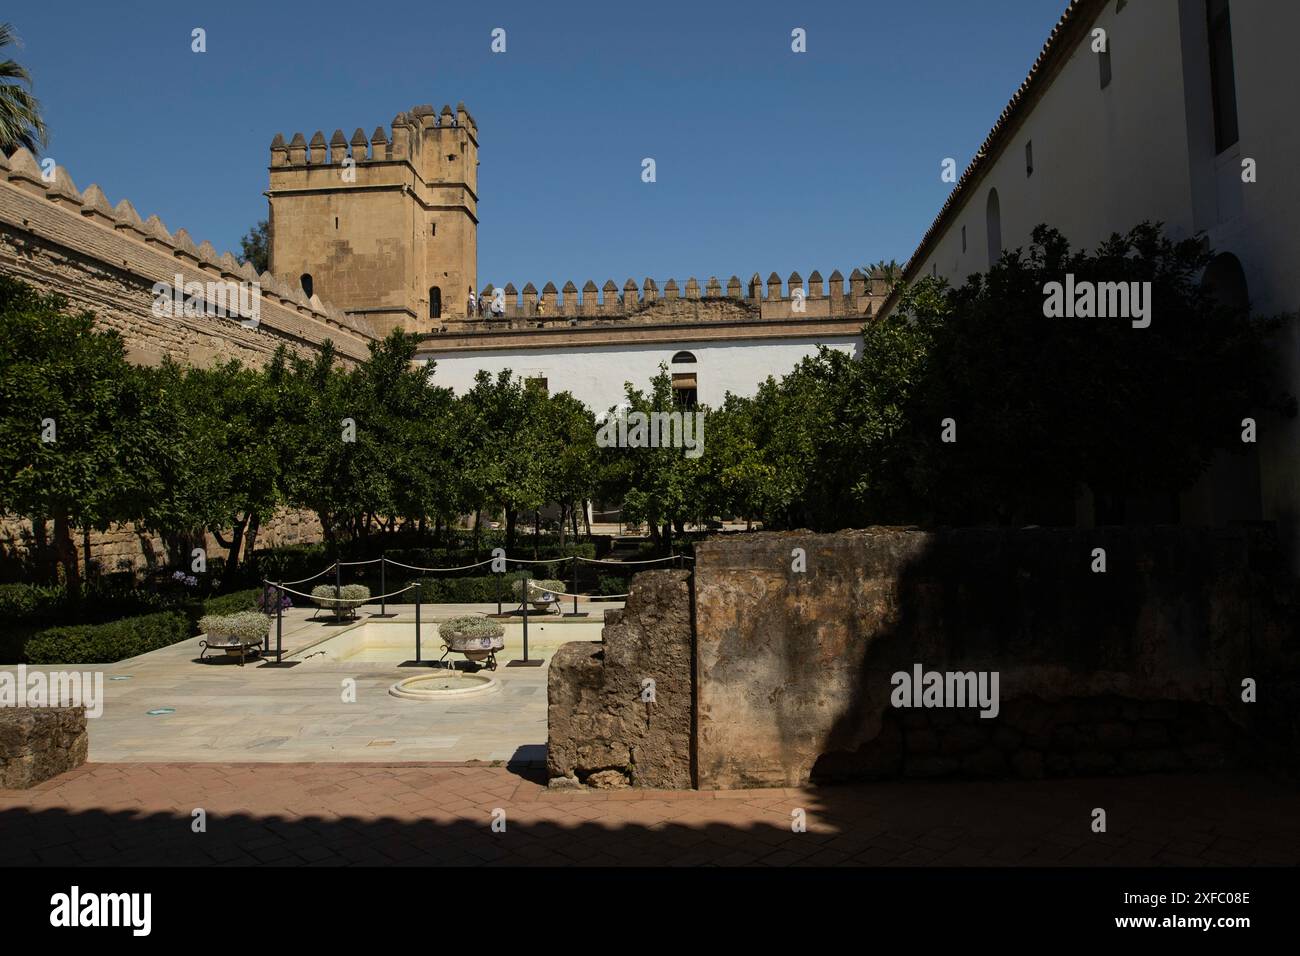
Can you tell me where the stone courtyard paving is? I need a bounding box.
[5,603,613,764]
[1,765,1297,866]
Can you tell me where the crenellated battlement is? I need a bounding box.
[269,102,478,169]
[267,101,479,335]
[0,147,378,365]
[466,268,893,324]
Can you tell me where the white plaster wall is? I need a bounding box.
[418,336,861,412]
[913,0,1300,564]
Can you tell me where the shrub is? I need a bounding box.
[24,611,190,665]
[255,589,293,614]
[410,575,501,604]
[200,588,263,616]
[511,578,565,599]
[439,616,504,641]
[310,583,370,608]
[198,611,271,643]
[596,574,630,596]
[0,582,66,622]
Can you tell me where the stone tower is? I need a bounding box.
[267,102,478,334]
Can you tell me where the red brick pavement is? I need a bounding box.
[1,764,1296,866]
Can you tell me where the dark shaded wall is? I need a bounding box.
[694,527,1297,789]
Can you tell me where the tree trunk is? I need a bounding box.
[472,510,482,550]
[244,512,261,564]
[558,504,568,547]
[220,514,248,591]
[533,509,540,559]
[505,509,517,551]
[53,513,80,593]
[582,500,591,540]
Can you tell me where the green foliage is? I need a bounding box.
[199,588,262,616]
[439,616,503,640]
[310,583,370,607]
[237,220,269,274]
[511,578,565,598]
[0,23,47,153]
[24,611,190,665]
[0,277,171,585]
[410,575,502,603]
[198,611,271,642]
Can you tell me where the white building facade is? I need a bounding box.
[894,0,1300,562]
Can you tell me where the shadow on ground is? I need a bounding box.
[2,766,1297,867]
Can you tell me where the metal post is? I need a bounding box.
[380,555,386,617]
[572,556,578,616]
[521,571,529,658]
[334,560,341,599]
[415,586,422,663]
[507,568,543,666]
[275,584,283,661]
[495,568,502,616]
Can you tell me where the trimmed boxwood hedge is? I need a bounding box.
[24,611,192,665]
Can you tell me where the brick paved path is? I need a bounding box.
[2,764,1296,866]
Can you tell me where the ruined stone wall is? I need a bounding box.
[693,527,1297,789]
[547,571,694,789]
[0,707,87,789]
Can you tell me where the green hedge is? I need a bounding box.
[24,611,192,665]
[410,575,502,603]
[196,588,262,616]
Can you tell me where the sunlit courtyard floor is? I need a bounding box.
[2,603,616,764]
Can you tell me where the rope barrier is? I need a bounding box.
[577,555,682,566]
[266,581,420,602]
[335,557,384,567]
[383,557,495,573]
[272,563,338,586]
[505,555,577,565]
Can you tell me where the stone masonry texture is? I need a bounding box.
[547,570,693,789]
[692,527,1298,789]
[0,707,88,789]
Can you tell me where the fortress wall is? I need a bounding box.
[0,148,377,368]
[0,510,324,581]
[473,270,891,321]
[0,148,378,576]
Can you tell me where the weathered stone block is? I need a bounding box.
[0,707,87,789]
[546,571,693,789]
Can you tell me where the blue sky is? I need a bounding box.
[15,0,1064,287]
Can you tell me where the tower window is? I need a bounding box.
[671,351,697,364]
[430,223,436,236]
[1207,0,1239,153]
[1025,140,1034,176]
[1099,43,1112,89]
[300,273,313,298]
[428,286,442,319]
[961,225,967,253]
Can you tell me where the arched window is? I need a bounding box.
[428,286,442,320]
[986,189,1002,269]
[671,351,697,364]
[1201,252,1249,312]
[299,273,313,298]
